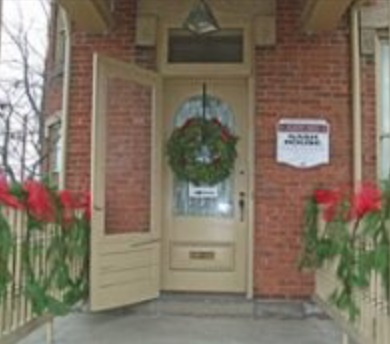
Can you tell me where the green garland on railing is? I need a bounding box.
[0,212,13,302]
[300,180,390,321]
[0,178,90,316]
[22,217,89,316]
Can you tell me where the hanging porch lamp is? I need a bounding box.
[183,0,220,35]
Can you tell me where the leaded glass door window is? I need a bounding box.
[173,94,236,218]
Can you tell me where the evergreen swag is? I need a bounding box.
[167,117,238,185]
[300,180,390,320]
[0,177,90,316]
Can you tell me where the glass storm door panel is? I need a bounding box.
[163,79,249,293]
[90,54,162,311]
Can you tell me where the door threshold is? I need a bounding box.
[111,294,326,319]
[131,292,253,318]
[160,292,249,303]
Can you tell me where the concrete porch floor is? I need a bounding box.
[20,308,342,344]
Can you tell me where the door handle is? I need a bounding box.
[238,192,245,222]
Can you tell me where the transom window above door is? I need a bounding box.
[168,29,244,64]
[159,24,252,75]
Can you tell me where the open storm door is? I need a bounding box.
[90,54,162,311]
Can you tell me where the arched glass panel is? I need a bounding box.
[172,95,235,218]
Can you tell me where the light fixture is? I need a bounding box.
[183,0,220,35]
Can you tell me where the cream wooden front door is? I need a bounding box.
[163,78,249,292]
[90,54,162,311]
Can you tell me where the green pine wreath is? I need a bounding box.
[167,117,238,186]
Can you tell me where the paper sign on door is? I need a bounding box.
[189,184,218,199]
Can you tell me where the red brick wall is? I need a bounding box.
[66,0,153,235]
[66,0,137,191]
[254,0,353,298]
[63,0,381,298]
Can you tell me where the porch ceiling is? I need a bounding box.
[57,0,112,33]
[57,0,356,35]
[301,0,356,33]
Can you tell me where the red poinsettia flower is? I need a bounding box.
[79,191,91,222]
[351,183,381,220]
[323,204,339,223]
[58,190,78,226]
[314,188,342,222]
[314,189,340,205]
[59,190,78,210]
[0,175,22,209]
[23,179,54,222]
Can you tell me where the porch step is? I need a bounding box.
[119,293,327,319]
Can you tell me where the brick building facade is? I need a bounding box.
[45,0,387,309]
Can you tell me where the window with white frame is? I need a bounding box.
[53,8,67,74]
[45,117,62,184]
[379,38,390,180]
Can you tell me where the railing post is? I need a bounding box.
[350,3,362,188]
[46,319,54,344]
[342,333,350,344]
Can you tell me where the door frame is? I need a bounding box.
[155,17,256,298]
[158,75,255,298]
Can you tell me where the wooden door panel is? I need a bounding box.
[97,244,159,286]
[162,79,248,292]
[90,54,162,311]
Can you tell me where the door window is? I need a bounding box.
[105,77,152,234]
[172,95,236,218]
[379,39,390,180]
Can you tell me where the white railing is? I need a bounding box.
[315,247,390,344]
[0,208,86,344]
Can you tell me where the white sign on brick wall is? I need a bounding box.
[276,119,330,168]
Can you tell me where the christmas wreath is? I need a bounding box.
[167,117,238,185]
